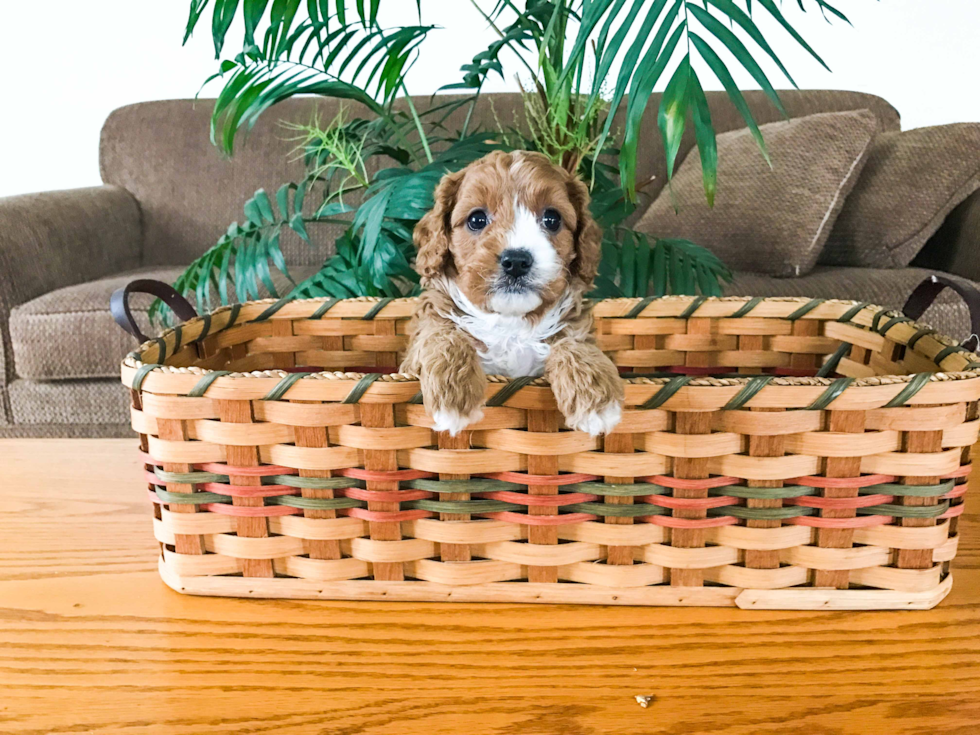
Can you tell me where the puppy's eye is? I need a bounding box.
[466,209,489,233]
[542,208,562,233]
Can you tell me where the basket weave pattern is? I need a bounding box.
[122,296,980,609]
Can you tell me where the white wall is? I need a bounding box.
[1,1,978,198]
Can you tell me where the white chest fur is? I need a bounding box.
[442,283,573,378]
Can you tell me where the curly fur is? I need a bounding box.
[403,150,622,436]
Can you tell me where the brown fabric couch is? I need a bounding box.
[2,90,978,437]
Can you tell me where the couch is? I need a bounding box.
[2,90,978,438]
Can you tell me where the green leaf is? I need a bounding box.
[688,3,787,115]
[756,0,830,71]
[687,67,717,207]
[211,0,241,58]
[658,57,691,182]
[620,232,636,296]
[184,0,212,45]
[254,188,276,221]
[635,233,651,297]
[243,0,270,46]
[289,213,311,242]
[689,32,770,167]
[276,183,291,221]
[698,0,800,85]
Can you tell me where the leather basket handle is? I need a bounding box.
[110,279,197,343]
[903,274,980,352]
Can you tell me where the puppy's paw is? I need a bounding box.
[566,400,622,437]
[431,407,484,436]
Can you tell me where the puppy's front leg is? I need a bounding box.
[546,334,624,436]
[402,298,486,436]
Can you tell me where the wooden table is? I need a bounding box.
[2,438,979,734]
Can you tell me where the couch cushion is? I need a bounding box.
[725,266,975,339]
[8,378,134,426]
[9,266,317,381]
[820,124,980,268]
[636,110,877,277]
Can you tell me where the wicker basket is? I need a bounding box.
[118,282,980,609]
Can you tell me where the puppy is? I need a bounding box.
[401,150,624,436]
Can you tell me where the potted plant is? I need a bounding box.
[154,0,850,324]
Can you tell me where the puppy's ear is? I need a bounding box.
[566,176,602,288]
[414,169,464,282]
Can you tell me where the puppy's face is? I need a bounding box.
[414,151,602,316]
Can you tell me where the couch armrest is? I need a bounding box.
[0,186,142,392]
[914,188,980,281]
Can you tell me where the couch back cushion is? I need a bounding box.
[100,91,900,267]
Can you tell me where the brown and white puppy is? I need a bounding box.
[401,150,624,436]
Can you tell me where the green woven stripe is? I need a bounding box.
[934,344,970,364]
[361,297,394,320]
[407,499,521,514]
[907,328,937,350]
[155,488,230,505]
[837,301,870,324]
[625,295,656,318]
[172,325,183,350]
[252,295,293,322]
[224,303,242,330]
[486,376,537,406]
[154,469,226,484]
[724,375,773,410]
[883,372,932,408]
[188,370,231,398]
[405,478,523,493]
[269,475,366,490]
[563,481,666,496]
[131,364,162,392]
[269,496,364,510]
[264,372,313,401]
[408,391,424,404]
[815,343,851,378]
[196,314,213,342]
[640,375,690,410]
[806,377,854,410]
[709,485,817,500]
[679,296,707,319]
[871,310,889,332]
[786,298,824,321]
[730,297,763,318]
[564,502,666,517]
[860,480,954,497]
[857,501,950,518]
[712,505,814,520]
[342,373,383,403]
[310,298,341,319]
[877,315,912,336]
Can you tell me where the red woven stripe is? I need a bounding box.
[640,514,738,528]
[944,484,968,499]
[344,507,433,522]
[786,494,892,509]
[343,487,431,503]
[482,511,598,525]
[641,475,739,490]
[790,473,896,488]
[787,515,890,528]
[338,468,435,481]
[939,503,966,519]
[643,494,736,510]
[481,471,599,486]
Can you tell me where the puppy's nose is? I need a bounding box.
[500,248,533,278]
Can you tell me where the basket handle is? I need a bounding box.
[110,279,197,343]
[903,275,980,352]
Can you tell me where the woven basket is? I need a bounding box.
[118,283,980,609]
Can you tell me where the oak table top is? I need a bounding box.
[1,438,978,735]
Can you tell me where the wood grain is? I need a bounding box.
[2,438,980,735]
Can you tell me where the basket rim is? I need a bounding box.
[121,295,980,406]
